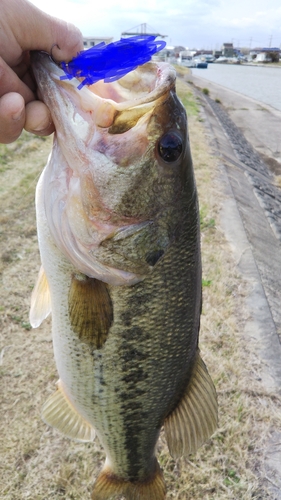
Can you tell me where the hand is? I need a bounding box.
[0,0,83,143]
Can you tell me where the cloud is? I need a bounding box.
[29,0,281,48]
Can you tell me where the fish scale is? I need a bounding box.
[97,226,199,483]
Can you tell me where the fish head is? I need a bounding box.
[32,52,196,285]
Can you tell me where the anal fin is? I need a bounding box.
[42,380,95,442]
[29,265,51,328]
[164,350,218,458]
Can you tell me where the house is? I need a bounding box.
[249,47,280,63]
[193,50,213,56]
[83,36,113,48]
[221,43,234,57]
[256,51,272,63]
[213,50,223,59]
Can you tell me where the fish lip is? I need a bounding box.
[31,51,176,111]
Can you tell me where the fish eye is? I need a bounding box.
[158,131,183,163]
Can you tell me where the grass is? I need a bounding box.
[173,64,192,78]
[176,79,199,117]
[0,83,279,499]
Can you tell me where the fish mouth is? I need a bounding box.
[32,52,180,286]
[32,52,176,130]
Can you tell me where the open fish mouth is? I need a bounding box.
[33,52,176,132]
[32,53,182,286]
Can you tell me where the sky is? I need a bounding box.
[30,0,281,50]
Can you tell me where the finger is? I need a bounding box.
[47,23,84,62]
[14,0,84,62]
[0,56,35,102]
[11,56,30,80]
[0,92,25,144]
[1,0,83,66]
[24,101,55,136]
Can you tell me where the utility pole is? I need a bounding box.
[269,34,272,48]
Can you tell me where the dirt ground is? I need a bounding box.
[0,79,280,499]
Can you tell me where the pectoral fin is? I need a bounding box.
[29,266,51,328]
[42,380,95,442]
[164,351,218,458]
[68,275,113,349]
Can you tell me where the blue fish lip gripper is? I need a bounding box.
[59,35,166,89]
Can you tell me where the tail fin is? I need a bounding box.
[91,462,166,500]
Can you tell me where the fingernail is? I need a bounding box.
[12,107,25,121]
[32,120,52,133]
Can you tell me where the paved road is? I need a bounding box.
[190,74,281,499]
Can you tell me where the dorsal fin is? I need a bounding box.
[164,351,218,457]
[42,380,95,442]
[68,275,113,349]
[29,266,51,328]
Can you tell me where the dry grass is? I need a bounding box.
[0,84,279,499]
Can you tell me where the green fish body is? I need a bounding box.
[30,53,217,500]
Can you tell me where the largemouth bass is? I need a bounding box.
[30,52,217,500]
